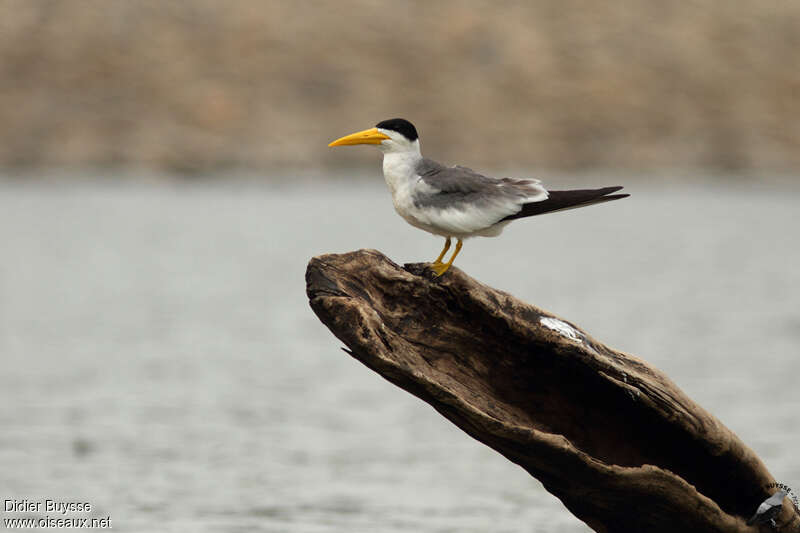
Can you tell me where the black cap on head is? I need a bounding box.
[375,118,418,141]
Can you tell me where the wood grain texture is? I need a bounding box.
[306,249,799,532]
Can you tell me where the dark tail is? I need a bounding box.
[501,186,628,221]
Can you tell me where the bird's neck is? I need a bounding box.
[382,149,422,197]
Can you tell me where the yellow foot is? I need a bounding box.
[429,262,451,276]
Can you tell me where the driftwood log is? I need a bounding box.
[305,249,799,533]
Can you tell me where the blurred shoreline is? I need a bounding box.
[1,167,799,190]
[0,1,798,176]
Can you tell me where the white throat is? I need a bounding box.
[381,139,422,196]
[382,151,422,198]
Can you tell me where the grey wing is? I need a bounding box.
[406,159,549,235]
[414,159,547,212]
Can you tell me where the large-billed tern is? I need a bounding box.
[329,118,628,276]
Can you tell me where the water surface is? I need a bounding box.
[1,176,798,531]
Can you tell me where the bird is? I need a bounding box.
[747,489,788,527]
[328,118,628,276]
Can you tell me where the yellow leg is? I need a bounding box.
[430,239,463,276]
[432,237,452,264]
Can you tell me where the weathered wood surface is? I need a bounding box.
[305,249,799,533]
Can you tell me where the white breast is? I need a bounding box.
[381,152,429,228]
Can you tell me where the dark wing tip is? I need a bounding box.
[604,193,630,200]
[501,185,628,221]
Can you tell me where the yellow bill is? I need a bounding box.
[328,127,390,147]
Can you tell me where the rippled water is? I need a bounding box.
[1,175,798,532]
